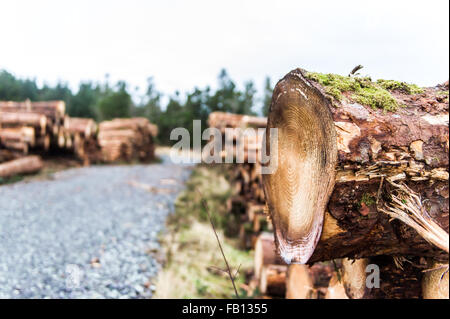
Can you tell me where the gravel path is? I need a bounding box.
[0,155,191,299]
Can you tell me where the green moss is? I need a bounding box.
[305,71,423,112]
[376,79,424,95]
[306,72,360,92]
[353,87,399,112]
[361,193,376,206]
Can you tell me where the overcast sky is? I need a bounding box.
[0,0,448,100]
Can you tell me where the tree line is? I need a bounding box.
[0,69,273,145]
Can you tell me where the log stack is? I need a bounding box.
[98,118,156,163]
[252,232,338,299]
[262,68,449,298]
[0,100,63,154]
[0,100,103,163]
[1,100,158,174]
[208,112,269,248]
[64,117,101,164]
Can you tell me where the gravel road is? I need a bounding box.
[0,155,191,299]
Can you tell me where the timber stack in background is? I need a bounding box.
[0,99,158,178]
[208,111,269,248]
[98,118,157,163]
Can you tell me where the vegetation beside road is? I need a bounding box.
[153,166,254,299]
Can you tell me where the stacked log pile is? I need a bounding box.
[0,100,103,164]
[262,68,449,298]
[64,117,101,164]
[252,232,340,299]
[98,118,156,163]
[208,112,269,248]
[1,100,158,177]
[0,100,65,154]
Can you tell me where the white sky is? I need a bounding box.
[0,0,448,100]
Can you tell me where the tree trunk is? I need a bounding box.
[263,68,449,264]
[0,155,43,178]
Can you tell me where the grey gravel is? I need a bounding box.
[0,155,191,299]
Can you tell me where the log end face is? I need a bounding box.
[263,69,338,265]
[274,221,323,264]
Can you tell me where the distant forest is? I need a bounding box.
[0,69,273,145]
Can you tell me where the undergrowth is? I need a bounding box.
[153,165,254,299]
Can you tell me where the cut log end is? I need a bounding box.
[263,69,338,264]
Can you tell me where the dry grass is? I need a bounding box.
[153,166,253,299]
[154,221,253,299]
